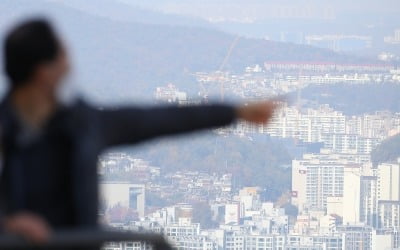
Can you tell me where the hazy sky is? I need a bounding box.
[118,0,400,16]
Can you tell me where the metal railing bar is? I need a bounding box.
[0,230,173,250]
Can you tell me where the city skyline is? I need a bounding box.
[0,1,399,249]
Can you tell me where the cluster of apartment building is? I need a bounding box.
[98,140,400,250]
[103,188,290,250]
[152,62,400,118]
[192,62,399,100]
[291,149,400,249]
[104,64,400,249]
[264,62,393,74]
[102,171,400,250]
[233,104,400,154]
[153,81,400,157]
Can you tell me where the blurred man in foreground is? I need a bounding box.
[0,19,278,246]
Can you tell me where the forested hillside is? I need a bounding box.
[109,133,292,201]
[371,134,400,166]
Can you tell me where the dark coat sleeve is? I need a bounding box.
[96,104,237,147]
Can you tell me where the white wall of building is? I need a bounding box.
[100,182,145,217]
[377,162,400,201]
[343,166,361,225]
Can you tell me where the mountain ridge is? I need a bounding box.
[0,0,370,103]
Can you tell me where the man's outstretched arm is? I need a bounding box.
[97,100,278,147]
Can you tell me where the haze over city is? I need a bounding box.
[0,0,400,249]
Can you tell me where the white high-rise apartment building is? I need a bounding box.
[377,162,400,201]
[266,105,346,143]
[291,152,368,212]
[378,201,400,230]
[360,176,378,227]
[244,235,285,250]
[100,182,146,217]
[285,235,343,250]
[343,166,362,225]
[339,167,378,226]
[320,133,379,154]
[292,151,371,213]
[338,225,374,250]
[305,163,344,211]
[346,112,397,139]
[376,162,400,230]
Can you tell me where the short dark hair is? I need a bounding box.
[3,18,61,87]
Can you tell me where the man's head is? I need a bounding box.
[3,18,70,93]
